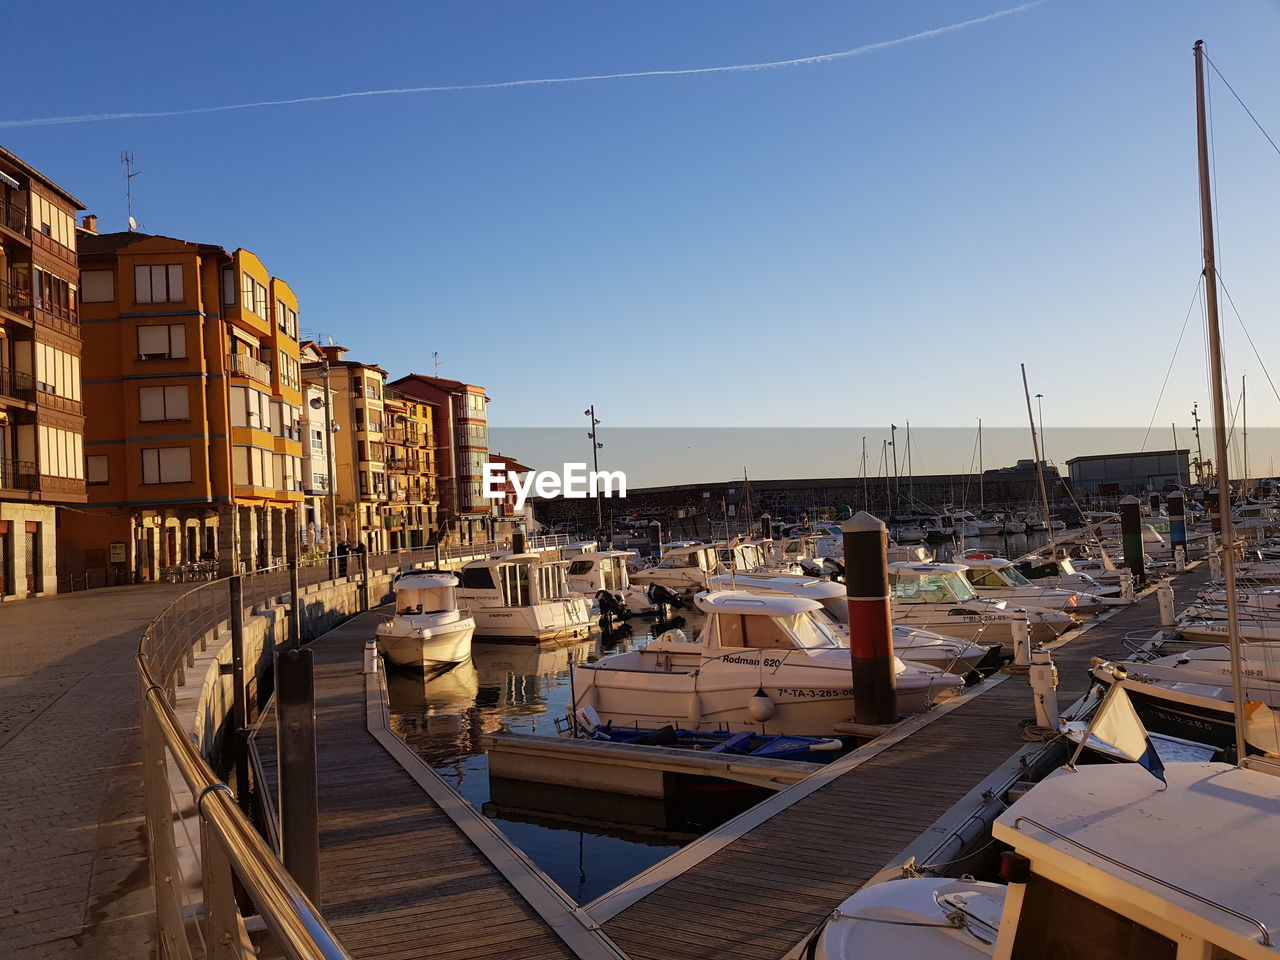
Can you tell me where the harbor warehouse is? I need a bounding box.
[1066,449,1191,496]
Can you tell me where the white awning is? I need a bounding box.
[0,170,20,190]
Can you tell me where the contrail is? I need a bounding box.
[0,1,1044,129]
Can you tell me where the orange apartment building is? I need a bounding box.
[383,386,438,549]
[387,373,492,543]
[0,146,87,598]
[65,229,305,580]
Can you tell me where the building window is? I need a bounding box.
[232,445,274,487]
[241,272,268,317]
[141,446,191,484]
[279,354,301,391]
[38,426,84,480]
[35,343,81,400]
[230,386,271,429]
[86,455,109,484]
[138,385,189,422]
[137,324,186,359]
[80,270,115,303]
[134,264,184,303]
[311,429,324,453]
[275,302,300,340]
[33,267,76,320]
[222,268,237,305]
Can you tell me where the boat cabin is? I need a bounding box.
[956,555,1035,591]
[707,572,849,625]
[392,573,460,615]
[651,543,720,572]
[458,553,574,607]
[990,762,1280,960]
[690,591,845,652]
[565,550,636,594]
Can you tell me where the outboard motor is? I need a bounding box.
[647,583,687,631]
[595,589,631,624]
[821,558,845,583]
[798,557,825,578]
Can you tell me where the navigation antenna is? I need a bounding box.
[122,151,142,230]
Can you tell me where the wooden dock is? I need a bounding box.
[255,565,1207,960]
[580,566,1211,960]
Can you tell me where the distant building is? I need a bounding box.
[387,373,491,543]
[382,387,438,549]
[488,453,536,528]
[0,146,87,598]
[300,342,389,553]
[1066,449,1191,496]
[68,229,305,580]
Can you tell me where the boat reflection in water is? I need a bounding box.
[386,613,769,903]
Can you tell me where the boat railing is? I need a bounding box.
[136,541,499,959]
[1012,815,1272,945]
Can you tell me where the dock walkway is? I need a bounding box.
[294,613,580,960]
[584,567,1210,960]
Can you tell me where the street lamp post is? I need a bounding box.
[585,406,603,534]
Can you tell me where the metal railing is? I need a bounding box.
[227,352,273,386]
[0,198,27,235]
[0,366,35,402]
[0,278,32,316]
[0,458,37,491]
[137,540,507,959]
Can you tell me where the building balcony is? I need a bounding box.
[0,200,28,238]
[32,297,78,336]
[227,352,273,386]
[0,279,32,320]
[0,368,35,404]
[386,456,422,475]
[0,459,38,492]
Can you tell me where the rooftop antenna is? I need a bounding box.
[433,351,442,375]
[121,151,141,230]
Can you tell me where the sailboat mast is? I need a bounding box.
[1195,39,1247,763]
[1242,375,1248,499]
[979,419,984,512]
[1021,363,1053,535]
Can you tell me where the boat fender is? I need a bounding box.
[687,693,703,726]
[807,738,843,752]
[747,687,775,722]
[655,629,687,645]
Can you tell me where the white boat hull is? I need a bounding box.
[376,616,475,670]
[472,599,593,642]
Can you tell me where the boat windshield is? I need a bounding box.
[1002,566,1032,587]
[781,613,843,649]
[658,552,699,568]
[892,571,977,603]
[567,560,595,576]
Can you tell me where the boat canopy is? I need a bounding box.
[393,573,458,615]
[707,573,845,603]
[695,590,824,617]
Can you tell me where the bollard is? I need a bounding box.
[1157,583,1176,627]
[1168,490,1187,558]
[1149,493,1162,515]
[1208,551,1222,581]
[277,646,320,902]
[1175,545,1186,572]
[842,511,898,726]
[1011,615,1032,667]
[228,575,250,813]
[1119,568,1135,603]
[1119,495,1145,584]
[363,634,379,674]
[1029,649,1060,731]
[512,528,526,554]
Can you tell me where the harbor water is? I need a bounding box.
[386,530,1052,902]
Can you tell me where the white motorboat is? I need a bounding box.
[456,553,593,642]
[890,522,927,544]
[375,572,476,670]
[1012,554,1126,603]
[570,591,966,736]
[628,542,719,595]
[955,553,1105,616]
[1176,613,1280,644]
[564,549,653,614]
[815,762,1280,960]
[889,562,1074,645]
[922,511,982,540]
[707,571,1001,675]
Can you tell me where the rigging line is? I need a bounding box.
[1204,53,1280,163]
[1217,271,1280,415]
[1139,275,1204,452]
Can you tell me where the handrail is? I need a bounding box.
[1012,815,1272,945]
[138,657,349,959]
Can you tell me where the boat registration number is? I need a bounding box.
[776,688,853,699]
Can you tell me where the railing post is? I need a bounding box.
[200,814,247,960]
[287,512,302,649]
[228,575,251,812]
[140,686,194,960]
[359,548,370,611]
[277,646,321,903]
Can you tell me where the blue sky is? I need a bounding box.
[10,1,1280,472]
